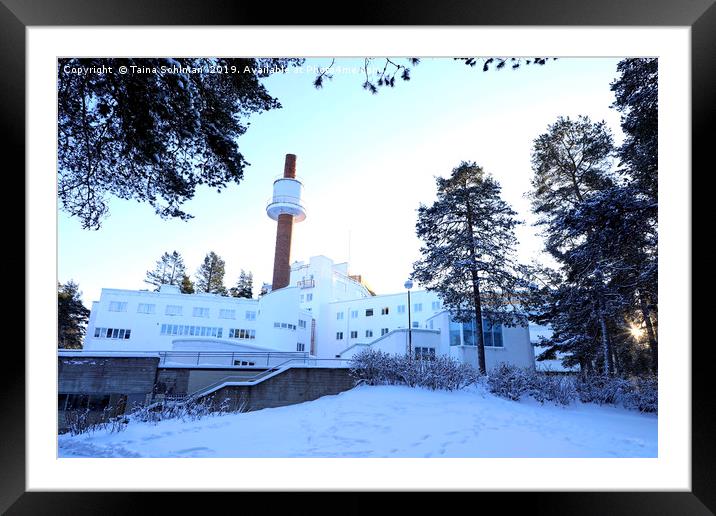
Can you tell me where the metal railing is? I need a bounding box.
[157,350,309,367]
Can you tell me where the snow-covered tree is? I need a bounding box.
[610,58,658,373]
[58,57,304,230]
[529,115,619,374]
[229,270,254,299]
[58,280,90,349]
[195,251,227,295]
[144,251,186,290]
[412,162,526,374]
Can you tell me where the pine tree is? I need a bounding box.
[229,270,254,298]
[58,58,304,230]
[58,281,90,349]
[610,58,658,373]
[179,273,195,294]
[412,162,526,374]
[144,251,186,290]
[529,115,620,375]
[195,251,227,294]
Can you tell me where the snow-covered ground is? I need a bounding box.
[58,385,657,458]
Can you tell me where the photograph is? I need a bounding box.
[55,56,659,459]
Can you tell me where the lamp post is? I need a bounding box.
[404,279,413,358]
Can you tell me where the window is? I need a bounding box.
[306,293,313,301]
[137,303,155,314]
[336,332,344,340]
[219,309,236,319]
[381,307,389,315]
[336,311,344,320]
[415,347,436,360]
[161,324,221,338]
[297,343,305,352]
[350,310,358,319]
[229,328,255,339]
[365,330,373,338]
[245,311,256,321]
[274,322,281,328]
[431,301,441,310]
[397,304,406,314]
[94,327,131,340]
[412,321,419,328]
[165,305,182,316]
[192,307,210,318]
[414,303,423,313]
[365,309,374,317]
[483,320,504,347]
[300,294,305,302]
[234,360,256,366]
[108,301,127,312]
[350,331,358,339]
[298,319,307,329]
[449,320,462,346]
[381,328,389,336]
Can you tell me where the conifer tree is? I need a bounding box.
[58,281,90,349]
[144,251,186,290]
[529,115,619,374]
[412,162,525,374]
[195,251,227,294]
[179,273,195,294]
[229,270,254,299]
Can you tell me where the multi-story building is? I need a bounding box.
[81,154,536,371]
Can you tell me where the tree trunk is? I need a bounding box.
[471,269,487,375]
[597,301,613,375]
[464,194,487,375]
[639,292,658,374]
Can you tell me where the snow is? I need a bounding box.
[58,385,656,458]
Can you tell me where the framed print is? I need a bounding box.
[5,0,712,513]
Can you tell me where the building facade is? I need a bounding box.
[81,153,535,371]
[84,254,535,370]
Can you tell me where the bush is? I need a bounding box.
[350,350,656,413]
[486,363,533,401]
[350,349,481,391]
[64,395,247,436]
[486,364,656,413]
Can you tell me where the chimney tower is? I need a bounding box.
[266,154,306,290]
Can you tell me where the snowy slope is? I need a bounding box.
[58,384,657,458]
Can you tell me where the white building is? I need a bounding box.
[84,254,536,370]
[82,154,536,371]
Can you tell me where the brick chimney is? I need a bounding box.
[267,154,305,291]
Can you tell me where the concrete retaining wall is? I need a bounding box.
[206,367,356,412]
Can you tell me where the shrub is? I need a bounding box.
[486,363,533,401]
[349,349,481,391]
[351,350,656,412]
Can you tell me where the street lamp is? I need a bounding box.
[404,279,413,358]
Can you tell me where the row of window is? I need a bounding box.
[274,322,297,330]
[336,301,440,320]
[449,320,504,348]
[160,324,223,338]
[300,293,314,302]
[93,327,132,339]
[336,328,390,340]
[415,347,436,360]
[229,328,256,340]
[110,301,256,320]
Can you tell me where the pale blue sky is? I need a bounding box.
[58,57,625,305]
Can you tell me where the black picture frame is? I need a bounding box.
[4,0,710,513]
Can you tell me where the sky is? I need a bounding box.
[58,57,625,305]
